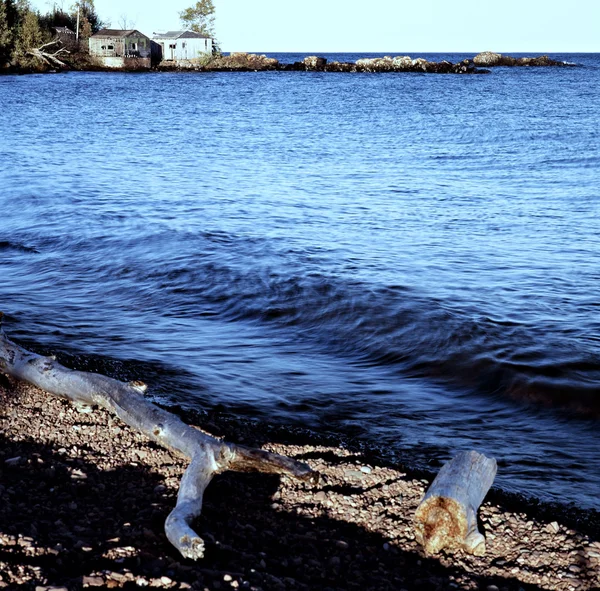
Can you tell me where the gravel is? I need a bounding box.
[1,376,599,590]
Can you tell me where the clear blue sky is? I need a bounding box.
[37,0,600,52]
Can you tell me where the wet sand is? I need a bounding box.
[1,374,599,590]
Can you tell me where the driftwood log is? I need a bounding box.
[414,450,497,556]
[0,313,314,559]
[26,41,70,68]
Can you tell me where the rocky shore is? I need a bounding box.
[472,52,569,68]
[3,51,573,76]
[176,53,488,74]
[1,374,599,590]
[155,51,573,74]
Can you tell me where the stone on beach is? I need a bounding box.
[1,378,599,589]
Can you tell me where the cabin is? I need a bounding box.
[151,30,212,64]
[89,29,152,69]
[52,26,77,48]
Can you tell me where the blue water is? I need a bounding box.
[1,53,599,509]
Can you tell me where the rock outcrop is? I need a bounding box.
[473,51,569,67]
[302,55,328,70]
[278,55,487,74]
[154,52,572,75]
[353,56,480,74]
[211,52,280,71]
[162,52,281,72]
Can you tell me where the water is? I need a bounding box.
[1,53,599,509]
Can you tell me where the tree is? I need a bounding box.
[71,0,102,36]
[118,13,135,30]
[15,7,44,54]
[179,0,215,37]
[79,13,91,41]
[0,0,13,61]
[38,7,77,33]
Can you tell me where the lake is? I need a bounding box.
[1,52,599,509]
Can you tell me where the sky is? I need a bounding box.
[35,0,600,53]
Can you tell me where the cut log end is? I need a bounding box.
[413,451,496,556]
[414,496,466,554]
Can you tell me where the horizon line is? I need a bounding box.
[221,49,599,54]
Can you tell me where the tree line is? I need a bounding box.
[0,0,216,70]
[0,0,102,67]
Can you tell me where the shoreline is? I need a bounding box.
[1,375,598,590]
[0,51,575,76]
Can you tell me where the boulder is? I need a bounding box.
[356,57,395,72]
[325,61,356,72]
[392,56,413,69]
[474,51,566,67]
[206,53,279,71]
[411,57,429,71]
[303,56,327,70]
[473,51,503,66]
[516,55,557,66]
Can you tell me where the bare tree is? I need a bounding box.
[118,13,135,30]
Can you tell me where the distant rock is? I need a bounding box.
[473,51,505,66]
[303,56,327,70]
[325,61,356,72]
[202,52,280,71]
[157,52,491,75]
[473,51,570,67]
[353,56,483,74]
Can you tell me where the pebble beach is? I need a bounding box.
[1,374,599,590]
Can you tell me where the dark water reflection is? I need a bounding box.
[1,54,599,508]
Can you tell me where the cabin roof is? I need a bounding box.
[152,30,210,40]
[92,29,149,39]
[53,26,75,34]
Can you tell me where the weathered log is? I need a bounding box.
[26,41,70,68]
[0,313,314,559]
[414,450,497,556]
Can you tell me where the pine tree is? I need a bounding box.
[15,7,43,54]
[0,0,13,62]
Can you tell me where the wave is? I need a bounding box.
[0,240,39,253]
[79,234,598,418]
[5,223,599,418]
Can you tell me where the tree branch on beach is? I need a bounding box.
[0,313,315,559]
[26,40,69,67]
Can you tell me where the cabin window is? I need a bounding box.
[101,45,106,50]
[169,44,176,49]
[131,42,137,50]
[182,42,186,49]
[107,45,114,50]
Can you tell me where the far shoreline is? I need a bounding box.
[0,50,578,76]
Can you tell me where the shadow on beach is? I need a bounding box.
[1,376,598,590]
